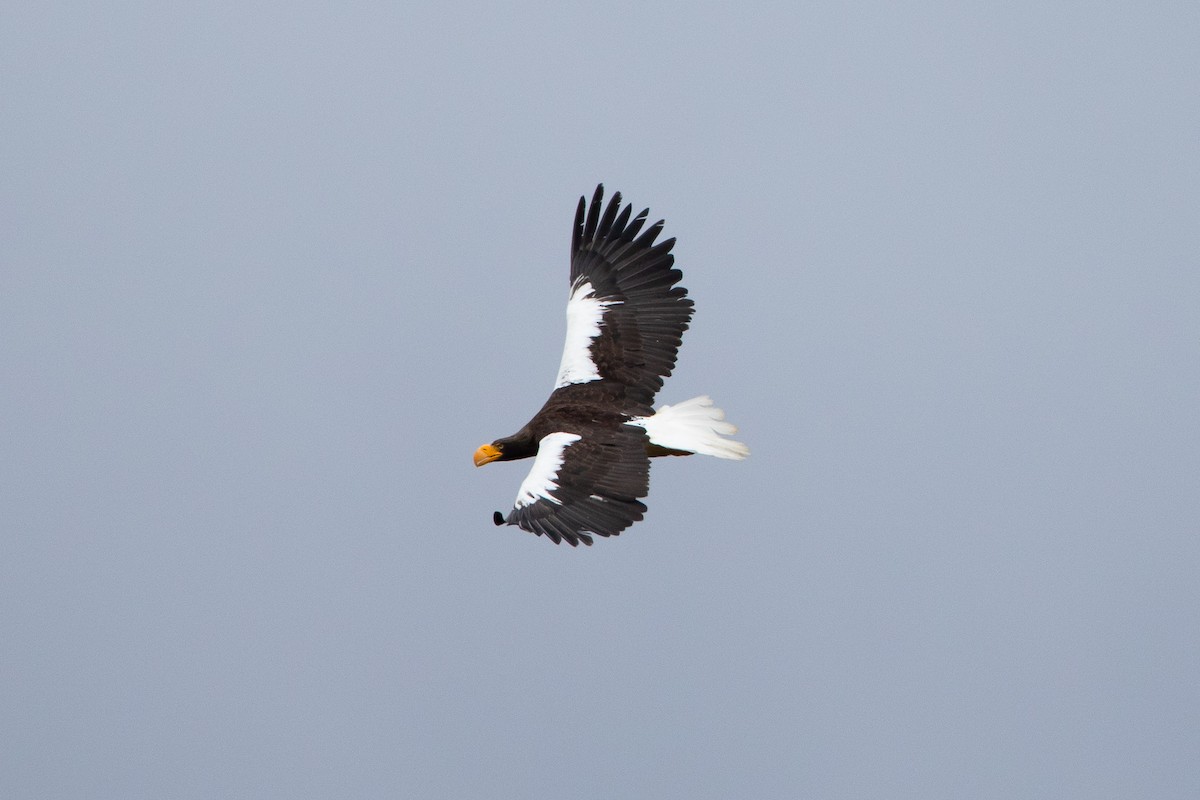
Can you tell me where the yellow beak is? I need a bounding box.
[473,443,502,467]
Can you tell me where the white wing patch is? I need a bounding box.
[514,432,582,508]
[554,280,620,389]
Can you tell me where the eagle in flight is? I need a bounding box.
[474,185,748,546]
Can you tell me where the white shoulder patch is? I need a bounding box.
[554,280,620,389]
[514,432,582,508]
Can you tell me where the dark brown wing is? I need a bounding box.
[495,424,650,547]
[563,184,694,405]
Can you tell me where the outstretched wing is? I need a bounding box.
[495,426,651,547]
[553,185,695,405]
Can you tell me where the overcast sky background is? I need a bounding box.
[3,2,1198,798]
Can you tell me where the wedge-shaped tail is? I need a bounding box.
[631,395,749,460]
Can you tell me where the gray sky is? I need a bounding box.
[3,2,1198,798]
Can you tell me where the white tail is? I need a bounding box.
[631,395,749,460]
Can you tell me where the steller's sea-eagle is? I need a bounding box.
[474,185,748,546]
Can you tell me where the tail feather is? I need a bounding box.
[631,395,749,460]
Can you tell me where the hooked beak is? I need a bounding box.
[473,443,502,467]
